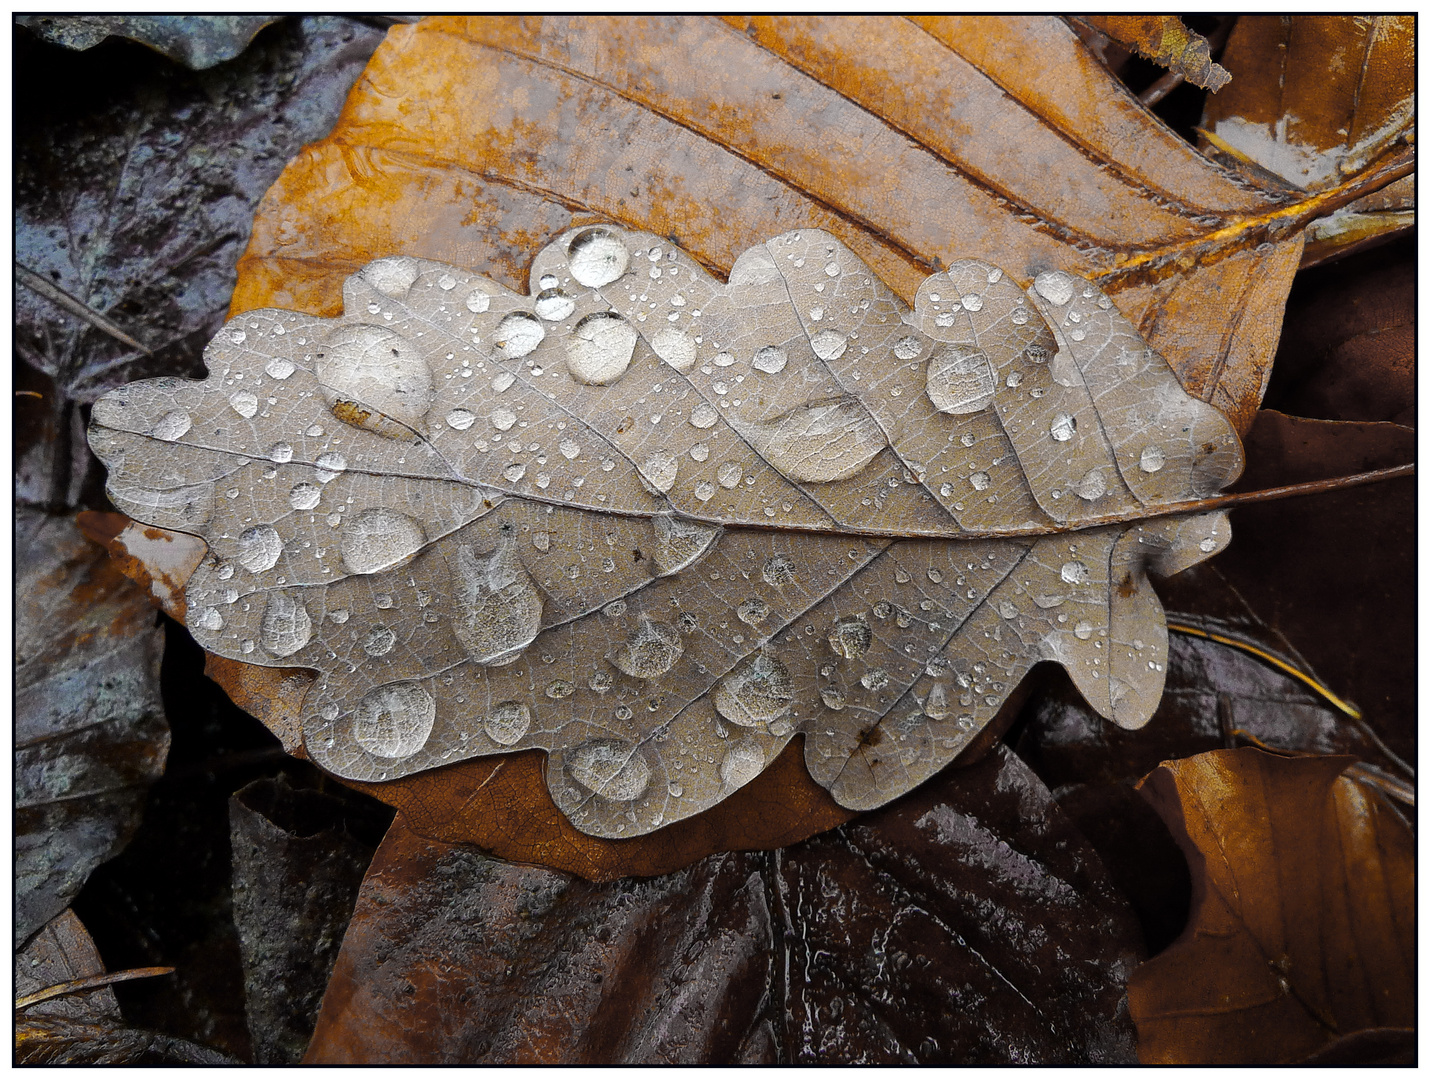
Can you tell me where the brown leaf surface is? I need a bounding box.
[1128,748,1414,1064]
[307,744,1141,1063]
[1074,16,1230,92]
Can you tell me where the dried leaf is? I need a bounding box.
[89,223,1244,843]
[306,745,1141,1063]
[1074,16,1231,92]
[1128,749,1415,1064]
[16,511,169,945]
[16,15,284,69]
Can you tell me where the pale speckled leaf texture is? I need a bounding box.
[89,226,1241,838]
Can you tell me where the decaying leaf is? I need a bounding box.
[89,223,1242,841]
[1128,749,1415,1064]
[1073,16,1231,92]
[16,15,283,70]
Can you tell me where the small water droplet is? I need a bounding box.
[1033,271,1076,306]
[810,329,847,361]
[828,615,872,660]
[532,531,551,552]
[1050,412,1077,441]
[445,409,476,431]
[996,600,1019,619]
[290,482,321,511]
[534,288,576,321]
[503,463,527,483]
[545,679,575,699]
[694,480,716,501]
[893,336,923,360]
[260,591,312,657]
[341,508,426,575]
[961,293,984,312]
[762,553,797,586]
[1199,536,1218,553]
[651,326,697,371]
[715,653,794,727]
[752,345,788,374]
[737,598,771,625]
[1074,620,1094,640]
[464,288,491,314]
[924,681,952,720]
[492,371,516,393]
[363,626,397,656]
[1060,560,1090,585]
[568,228,630,288]
[568,740,651,801]
[690,401,719,429]
[1073,468,1107,501]
[315,451,346,477]
[1140,445,1167,473]
[969,471,991,491]
[820,686,846,711]
[860,668,889,691]
[717,462,743,489]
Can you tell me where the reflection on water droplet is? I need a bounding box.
[924,681,951,720]
[238,524,283,573]
[503,463,527,483]
[1140,445,1166,473]
[484,700,531,745]
[716,462,743,488]
[1050,412,1077,442]
[1073,468,1107,501]
[1034,271,1076,306]
[893,336,923,360]
[1074,620,1094,640]
[810,329,847,361]
[690,402,719,429]
[569,740,651,801]
[860,668,889,690]
[566,311,637,385]
[927,344,996,415]
[451,529,543,666]
[694,480,716,501]
[545,680,575,699]
[494,312,545,360]
[230,390,259,418]
[651,326,697,371]
[762,553,797,586]
[961,293,984,312]
[639,451,679,493]
[149,410,192,441]
[568,228,630,288]
[752,345,787,374]
[363,626,397,656]
[261,591,312,657]
[720,741,765,788]
[341,508,426,575]
[737,598,771,625]
[969,471,991,491]
[715,653,794,728]
[534,288,576,321]
[1061,560,1089,585]
[446,409,476,430]
[820,686,846,710]
[1199,536,1218,553]
[353,682,435,758]
[194,606,223,631]
[612,617,684,679]
[290,482,321,511]
[828,615,872,660]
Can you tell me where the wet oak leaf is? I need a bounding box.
[89,222,1243,848]
[1128,748,1415,1064]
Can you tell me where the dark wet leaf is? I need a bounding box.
[305,744,1140,1063]
[1129,749,1414,1064]
[15,511,169,945]
[17,15,284,70]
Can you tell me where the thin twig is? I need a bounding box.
[16,263,151,355]
[15,967,175,1011]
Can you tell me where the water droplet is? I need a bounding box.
[860,668,889,691]
[752,345,788,374]
[534,288,576,321]
[463,287,492,314]
[315,451,346,477]
[568,740,650,801]
[1050,412,1077,442]
[545,680,575,699]
[744,399,886,484]
[530,531,550,553]
[328,608,350,624]
[686,443,710,464]
[363,626,397,656]
[872,600,893,620]
[1060,560,1090,585]
[353,682,435,758]
[568,228,630,288]
[341,508,426,575]
[762,553,797,586]
[493,312,545,360]
[445,409,476,431]
[639,451,679,493]
[149,410,192,441]
[229,390,259,418]
[732,597,772,626]
[612,617,684,679]
[451,529,543,666]
[720,741,765,788]
[650,515,721,575]
[481,700,531,747]
[261,356,295,380]
[260,591,312,657]
[194,606,223,631]
[961,293,984,312]
[486,405,516,432]
[690,402,719,429]
[810,329,847,361]
[667,780,684,798]
[997,600,1019,620]
[491,371,516,393]
[651,326,697,371]
[1199,536,1218,553]
[715,653,794,727]
[1033,271,1076,306]
[893,336,923,360]
[819,686,846,711]
[927,344,996,415]
[566,311,637,385]
[503,463,527,483]
[828,615,872,660]
[924,681,951,720]
[290,482,321,511]
[237,524,283,573]
[1140,445,1166,473]
[1073,468,1107,501]
[969,471,991,491]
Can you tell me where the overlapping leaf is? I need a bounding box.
[89,223,1241,839]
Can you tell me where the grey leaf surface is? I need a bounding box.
[88,226,1241,838]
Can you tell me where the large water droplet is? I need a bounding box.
[762,553,797,586]
[690,401,719,429]
[363,626,397,656]
[1139,445,1166,473]
[568,229,630,288]
[714,653,794,728]
[341,508,426,575]
[651,514,721,575]
[361,256,419,298]
[1060,560,1090,585]
[639,451,679,494]
[893,336,923,360]
[961,293,984,312]
[810,329,848,361]
[612,616,684,679]
[745,399,886,483]
[290,482,321,511]
[534,288,576,322]
[1074,620,1094,640]
[651,327,697,372]
[752,345,788,374]
[354,682,435,758]
[237,524,283,573]
[828,615,872,660]
[969,471,991,491]
[315,451,346,479]
[1073,468,1107,501]
[565,311,637,385]
[1050,412,1077,442]
[927,345,996,415]
[716,462,743,488]
[266,357,296,380]
[924,681,951,720]
[446,409,476,430]
[493,312,545,360]
[260,591,312,657]
[229,390,259,418]
[451,528,543,666]
[720,741,765,788]
[318,324,434,438]
[737,598,771,625]
[568,740,651,801]
[490,406,517,432]
[149,409,192,441]
[484,700,531,746]
[1033,271,1076,306]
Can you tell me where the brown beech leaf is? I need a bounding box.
[1128,748,1415,1064]
[88,222,1243,846]
[307,745,1141,1064]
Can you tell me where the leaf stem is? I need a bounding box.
[15,967,175,1010]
